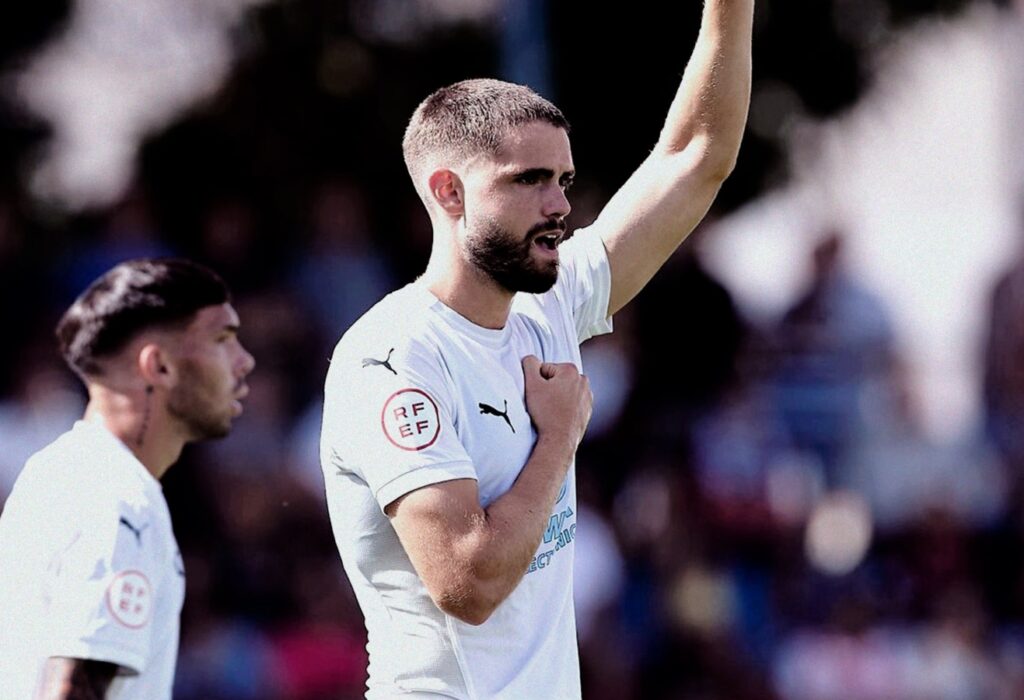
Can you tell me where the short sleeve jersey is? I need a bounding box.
[0,420,185,700]
[320,230,613,699]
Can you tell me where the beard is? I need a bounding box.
[166,359,233,441]
[466,217,564,294]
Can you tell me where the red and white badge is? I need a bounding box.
[105,570,152,629]
[381,388,440,451]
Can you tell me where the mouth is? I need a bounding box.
[534,232,560,249]
[231,383,249,416]
[532,229,564,254]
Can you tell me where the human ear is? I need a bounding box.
[428,170,464,215]
[138,343,176,389]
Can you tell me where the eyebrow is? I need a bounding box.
[512,168,576,182]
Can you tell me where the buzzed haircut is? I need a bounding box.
[402,78,569,195]
[56,258,230,378]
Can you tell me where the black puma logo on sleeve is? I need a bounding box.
[362,348,397,375]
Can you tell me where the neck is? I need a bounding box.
[420,223,516,330]
[83,387,186,480]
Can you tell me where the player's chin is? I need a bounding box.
[533,253,559,276]
[194,410,235,441]
[206,418,234,440]
[517,265,558,294]
[185,424,229,443]
[222,402,243,430]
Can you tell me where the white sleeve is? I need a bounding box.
[323,335,477,511]
[555,227,614,343]
[41,500,161,675]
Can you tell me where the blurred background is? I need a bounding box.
[2,0,1024,697]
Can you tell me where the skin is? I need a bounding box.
[392,0,754,626]
[35,659,117,700]
[82,302,255,479]
[165,305,255,442]
[36,302,255,698]
[418,122,575,330]
[386,356,592,625]
[459,125,574,295]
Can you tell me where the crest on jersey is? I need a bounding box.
[381,388,441,451]
[105,570,153,629]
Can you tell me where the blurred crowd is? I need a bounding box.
[3,0,1024,698]
[5,178,1024,700]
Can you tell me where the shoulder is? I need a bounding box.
[12,428,92,505]
[20,426,153,516]
[555,227,609,288]
[2,431,157,558]
[322,286,461,451]
[327,284,450,393]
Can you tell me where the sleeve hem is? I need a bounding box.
[375,461,478,513]
[577,231,614,342]
[42,641,146,675]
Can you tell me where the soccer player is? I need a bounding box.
[320,2,753,697]
[0,259,254,700]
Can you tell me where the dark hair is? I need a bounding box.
[402,79,569,190]
[56,258,230,377]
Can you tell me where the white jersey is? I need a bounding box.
[321,230,613,699]
[0,419,185,700]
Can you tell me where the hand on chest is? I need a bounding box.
[450,344,572,506]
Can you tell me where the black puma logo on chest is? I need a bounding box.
[479,400,515,433]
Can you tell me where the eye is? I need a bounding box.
[560,178,574,192]
[515,172,542,185]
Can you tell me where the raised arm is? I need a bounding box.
[386,356,591,625]
[599,0,754,316]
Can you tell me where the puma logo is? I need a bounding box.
[479,400,515,433]
[119,516,149,546]
[362,348,397,375]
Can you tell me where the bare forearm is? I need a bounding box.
[440,435,574,623]
[35,658,117,700]
[598,0,754,316]
[659,0,754,169]
[391,359,591,625]
[477,437,574,582]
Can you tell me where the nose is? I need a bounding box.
[237,344,256,378]
[542,183,571,220]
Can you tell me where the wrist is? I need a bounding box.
[534,431,576,463]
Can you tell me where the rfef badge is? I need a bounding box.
[381,388,440,451]
[105,570,152,629]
